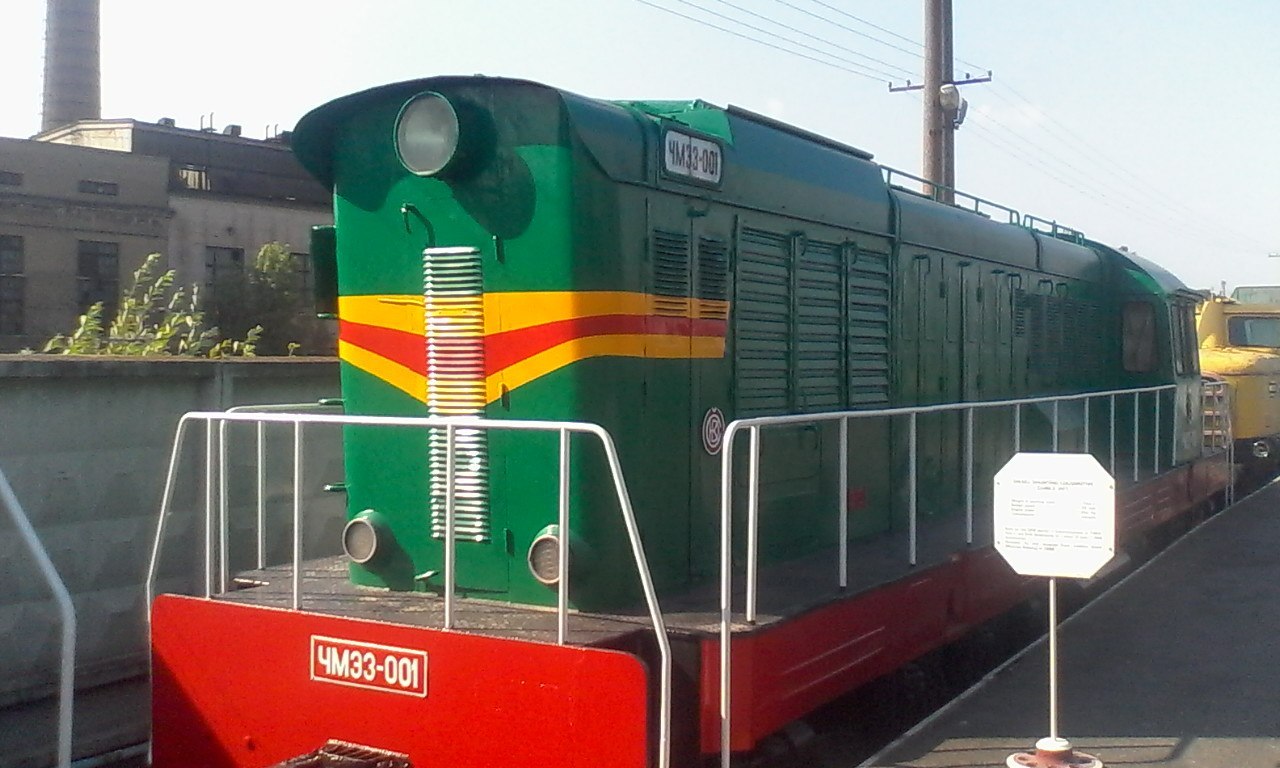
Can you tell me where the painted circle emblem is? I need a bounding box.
[702,408,726,455]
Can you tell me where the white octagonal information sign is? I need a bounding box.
[994,452,1115,579]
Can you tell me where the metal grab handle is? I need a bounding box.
[1,470,76,768]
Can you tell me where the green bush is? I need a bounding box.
[41,253,261,356]
[204,242,332,356]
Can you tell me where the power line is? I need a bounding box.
[966,130,1265,256]
[633,0,891,83]
[638,0,1267,257]
[671,0,903,81]
[897,90,1093,202]
[703,0,916,79]
[784,0,989,72]
[767,0,926,63]
[962,121,1257,256]
[981,83,1271,253]
[970,106,1240,246]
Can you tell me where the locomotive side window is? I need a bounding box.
[1227,316,1280,348]
[1184,308,1201,373]
[1122,301,1157,372]
[1171,303,1200,374]
[1171,305,1188,375]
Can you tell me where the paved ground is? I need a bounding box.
[862,479,1280,768]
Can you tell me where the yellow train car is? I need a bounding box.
[1197,292,1280,465]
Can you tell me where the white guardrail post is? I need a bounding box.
[717,384,1182,761]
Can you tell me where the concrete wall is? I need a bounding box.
[0,356,344,709]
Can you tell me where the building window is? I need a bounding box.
[77,240,120,313]
[176,164,210,191]
[205,246,245,304]
[0,235,23,335]
[0,171,22,187]
[78,179,119,196]
[291,251,312,293]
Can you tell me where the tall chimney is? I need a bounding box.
[41,0,101,133]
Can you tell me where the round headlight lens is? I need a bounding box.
[528,531,562,586]
[343,511,387,564]
[395,92,460,176]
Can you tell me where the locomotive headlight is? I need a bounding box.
[343,509,391,565]
[395,92,461,176]
[528,525,567,586]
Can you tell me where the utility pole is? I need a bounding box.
[890,0,991,204]
[923,0,949,201]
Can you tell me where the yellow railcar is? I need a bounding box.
[1197,293,1280,463]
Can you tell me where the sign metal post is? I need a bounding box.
[994,452,1114,768]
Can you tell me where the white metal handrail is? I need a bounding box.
[1,469,76,768]
[717,382,1230,765]
[219,401,344,577]
[144,410,672,768]
[1202,380,1235,505]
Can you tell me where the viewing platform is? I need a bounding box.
[862,478,1280,768]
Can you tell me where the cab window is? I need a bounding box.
[1171,303,1199,375]
[1123,301,1156,372]
[1227,316,1280,347]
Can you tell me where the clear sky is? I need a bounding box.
[2,0,1277,292]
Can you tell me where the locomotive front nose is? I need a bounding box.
[395,92,462,176]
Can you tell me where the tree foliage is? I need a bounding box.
[41,253,261,356]
[205,242,333,356]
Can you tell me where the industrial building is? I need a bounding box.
[0,0,331,352]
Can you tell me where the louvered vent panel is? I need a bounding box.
[847,249,891,406]
[423,247,489,543]
[735,227,791,415]
[1043,295,1062,381]
[1028,295,1048,378]
[653,230,690,317]
[696,236,729,319]
[1078,300,1103,383]
[1014,289,1028,337]
[796,240,843,411]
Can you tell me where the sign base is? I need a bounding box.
[1006,737,1102,768]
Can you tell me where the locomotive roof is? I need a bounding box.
[293,76,1194,297]
[293,75,894,233]
[1105,246,1195,298]
[293,75,881,185]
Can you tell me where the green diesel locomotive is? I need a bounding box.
[293,76,1204,611]
[149,76,1231,768]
